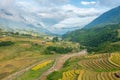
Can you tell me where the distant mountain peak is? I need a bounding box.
[84,5,120,29]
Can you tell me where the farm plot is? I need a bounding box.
[15,60,53,80]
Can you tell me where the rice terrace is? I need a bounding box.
[0,0,120,80]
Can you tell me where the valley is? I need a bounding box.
[0,34,80,80]
[0,34,120,80]
[0,1,120,80]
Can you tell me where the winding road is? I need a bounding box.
[39,50,87,80]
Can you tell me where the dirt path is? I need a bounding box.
[39,50,87,80]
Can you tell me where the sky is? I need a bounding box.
[0,0,120,34]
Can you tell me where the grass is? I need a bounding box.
[15,61,54,80]
[0,36,49,79]
[0,36,79,79]
[47,71,63,80]
[118,29,120,38]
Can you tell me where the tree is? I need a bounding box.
[52,37,59,42]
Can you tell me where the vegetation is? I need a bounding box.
[32,60,52,70]
[15,61,54,80]
[59,70,80,80]
[0,36,51,79]
[1,24,120,80]
[0,41,14,47]
[52,37,59,42]
[47,71,63,80]
[63,23,120,53]
[45,46,73,54]
[47,53,120,80]
[0,35,79,79]
[87,41,120,53]
[1,6,120,80]
[0,29,36,38]
[47,56,82,80]
[118,29,120,38]
[109,53,120,67]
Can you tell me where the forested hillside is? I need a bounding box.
[63,23,120,53]
[63,6,120,53]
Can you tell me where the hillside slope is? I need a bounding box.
[63,6,120,53]
[63,24,120,52]
[85,6,120,28]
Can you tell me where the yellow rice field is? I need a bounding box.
[32,60,52,71]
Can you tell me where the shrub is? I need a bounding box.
[45,46,73,54]
[0,41,14,47]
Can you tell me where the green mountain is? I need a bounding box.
[84,6,120,29]
[63,6,120,53]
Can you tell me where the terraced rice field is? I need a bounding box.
[47,53,120,80]
[57,69,120,80]
[59,70,80,80]
[79,54,120,72]
[109,53,120,67]
[80,70,120,80]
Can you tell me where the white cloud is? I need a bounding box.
[81,1,97,5]
[49,16,97,34]
[0,0,15,8]
[36,0,69,6]
[61,4,103,17]
[36,4,103,28]
[17,1,40,12]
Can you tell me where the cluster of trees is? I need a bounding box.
[0,41,14,47]
[45,46,73,54]
[63,24,120,53]
[52,37,59,42]
[0,29,34,38]
[87,42,120,53]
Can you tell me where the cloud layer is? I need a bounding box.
[0,0,120,34]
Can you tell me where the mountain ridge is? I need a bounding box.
[63,6,120,53]
[84,6,120,29]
